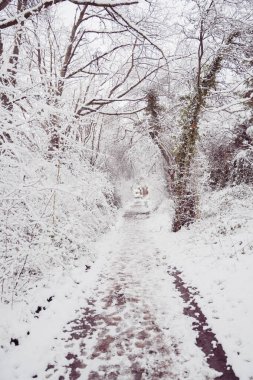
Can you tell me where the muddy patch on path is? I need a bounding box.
[45,280,175,380]
[168,266,239,380]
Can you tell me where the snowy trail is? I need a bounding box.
[43,205,219,380]
[1,203,240,380]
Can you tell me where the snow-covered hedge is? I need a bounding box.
[0,141,116,304]
[195,185,253,257]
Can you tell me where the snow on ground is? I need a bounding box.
[0,185,252,379]
[0,219,122,379]
[1,201,217,380]
[45,209,217,379]
[150,185,253,380]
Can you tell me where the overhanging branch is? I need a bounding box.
[0,0,138,30]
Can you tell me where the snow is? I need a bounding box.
[0,220,121,379]
[0,181,253,379]
[150,186,253,380]
[0,203,218,379]
[1,0,253,377]
[246,126,253,139]
[72,0,138,5]
[0,185,251,379]
[0,0,139,28]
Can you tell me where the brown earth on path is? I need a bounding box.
[45,211,237,380]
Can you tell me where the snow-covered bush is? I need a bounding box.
[0,119,116,304]
[232,148,253,184]
[198,185,253,256]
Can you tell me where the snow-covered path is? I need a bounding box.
[1,203,241,380]
[43,205,221,379]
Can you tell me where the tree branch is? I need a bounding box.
[0,0,11,12]
[0,0,138,30]
[80,106,146,115]
[107,7,168,63]
[65,43,133,79]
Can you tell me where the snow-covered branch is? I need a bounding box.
[0,0,11,12]
[0,0,138,30]
[106,7,168,62]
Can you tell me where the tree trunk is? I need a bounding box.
[146,30,240,232]
[171,32,240,232]
[0,0,27,146]
[48,6,87,155]
[172,98,200,231]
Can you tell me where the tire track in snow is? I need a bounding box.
[168,267,239,380]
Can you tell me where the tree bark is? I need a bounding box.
[146,29,240,232]
[0,0,27,146]
[48,6,88,154]
[172,31,240,232]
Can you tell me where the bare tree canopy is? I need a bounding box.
[0,0,138,29]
